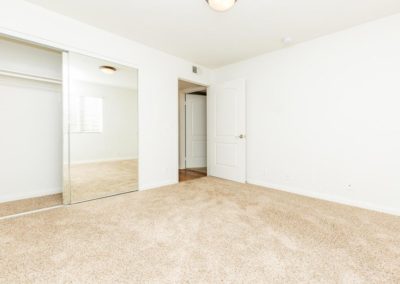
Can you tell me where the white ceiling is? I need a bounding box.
[25,0,400,68]
[70,53,138,90]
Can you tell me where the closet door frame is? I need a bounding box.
[62,52,71,205]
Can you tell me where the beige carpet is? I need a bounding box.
[70,159,138,203]
[0,194,62,218]
[0,177,399,283]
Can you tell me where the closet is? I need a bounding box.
[0,36,63,217]
[0,35,139,217]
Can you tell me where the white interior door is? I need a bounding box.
[185,94,207,168]
[208,79,246,183]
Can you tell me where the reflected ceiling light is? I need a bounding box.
[99,65,117,74]
[206,0,237,12]
[282,37,293,45]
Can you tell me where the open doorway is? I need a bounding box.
[178,79,207,182]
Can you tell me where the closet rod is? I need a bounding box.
[0,69,62,85]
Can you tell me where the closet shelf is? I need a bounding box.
[0,69,62,85]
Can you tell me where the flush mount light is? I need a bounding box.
[282,37,293,45]
[99,65,117,74]
[206,0,237,12]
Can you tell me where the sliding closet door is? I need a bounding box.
[0,36,63,216]
[66,53,138,203]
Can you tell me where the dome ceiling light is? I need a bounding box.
[205,0,237,12]
[99,65,117,74]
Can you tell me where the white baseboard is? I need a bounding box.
[139,179,177,191]
[71,157,137,165]
[247,179,400,216]
[0,187,62,203]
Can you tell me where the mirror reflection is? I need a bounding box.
[68,53,138,203]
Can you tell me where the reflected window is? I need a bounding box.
[71,96,103,133]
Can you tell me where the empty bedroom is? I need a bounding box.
[0,0,399,283]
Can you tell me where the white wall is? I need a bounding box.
[0,0,211,190]
[70,81,138,164]
[213,14,400,215]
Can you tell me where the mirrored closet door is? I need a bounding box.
[65,53,138,204]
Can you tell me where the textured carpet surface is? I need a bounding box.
[0,194,62,218]
[0,177,399,283]
[70,159,138,203]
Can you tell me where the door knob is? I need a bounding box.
[237,134,246,139]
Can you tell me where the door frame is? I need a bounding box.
[178,83,207,171]
[177,78,247,184]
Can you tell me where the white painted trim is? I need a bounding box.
[139,180,177,191]
[62,51,71,205]
[0,27,139,70]
[0,188,62,203]
[70,157,138,165]
[178,84,208,170]
[178,77,208,88]
[247,179,400,216]
[182,86,207,93]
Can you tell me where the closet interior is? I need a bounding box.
[0,36,63,217]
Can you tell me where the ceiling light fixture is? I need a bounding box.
[206,0,237,12]
[282,37,293,45]
[99,65,117,74]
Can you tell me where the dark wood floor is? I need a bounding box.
[179,168,207,182]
